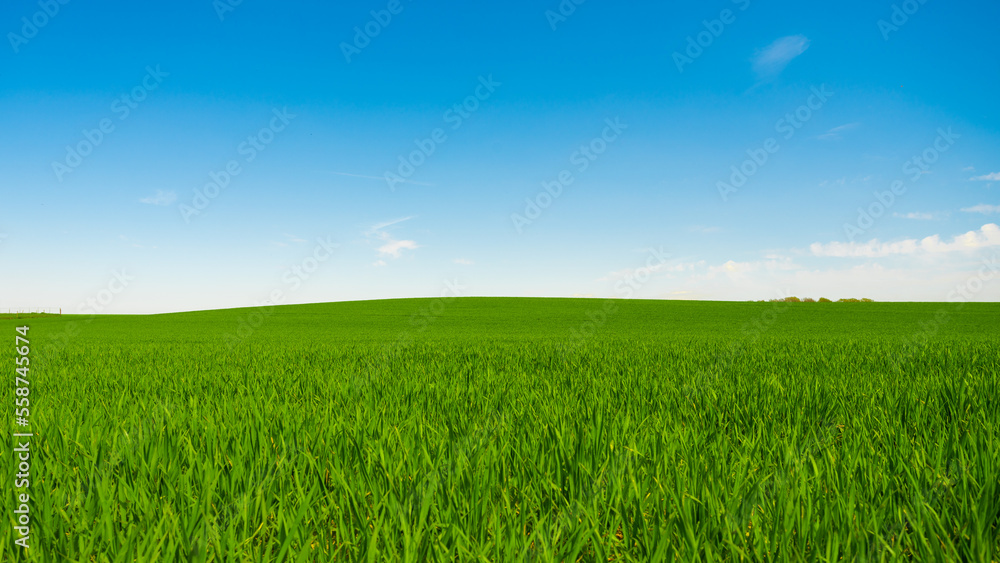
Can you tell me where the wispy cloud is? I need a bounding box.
[366,217,419,260]
[707,257,800,276]
[330,171,435,187]
[752,35,810,80]
[118,234,151,249]
[271,233,308,247]
[893,211,935,220]
[961,204,1000,214]
[366,216,414,235]
[377,239,419,258]
[810,223,1000,257]
[690,226,721,234]
[970,172,1000,181]
[817,122,860,140]
[454,258,474,265]
[139,190,176,206]
[597,260,701,282]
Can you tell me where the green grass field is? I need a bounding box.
[3,298,999,562]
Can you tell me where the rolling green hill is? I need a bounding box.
[3,298,998,561]
[20,296,1000,344]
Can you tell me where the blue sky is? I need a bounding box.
[2,0,999,313]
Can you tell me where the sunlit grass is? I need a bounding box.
[2,298,998,561]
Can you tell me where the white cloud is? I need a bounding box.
[970,172,1000,181]
[577,248,1000,303]
[139,190,176,206]
[712,260,756,274]
[365,217,420,260]
[810,224,1000,257]
[377,239,419,258]
[647,256,1000,303]
[893,212,935,220]
[453,258,474,265]
[705,256,799,277]
[752,35,810,80]
[962,204,1000,214]
[372,260,387,267]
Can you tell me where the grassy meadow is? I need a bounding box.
[2,297,999,561]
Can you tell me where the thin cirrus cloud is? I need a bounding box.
[970,172,1000,181]
[139,190,176,206]
[329,171,435,188]
[752,35,810,80]
[817,122,860,140]
[893,212,935,220]
[365,216,419,262]
[810,223,1000,258]
[961,204,1000,214]
[271,233,308,247]
[366,216,415,235]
